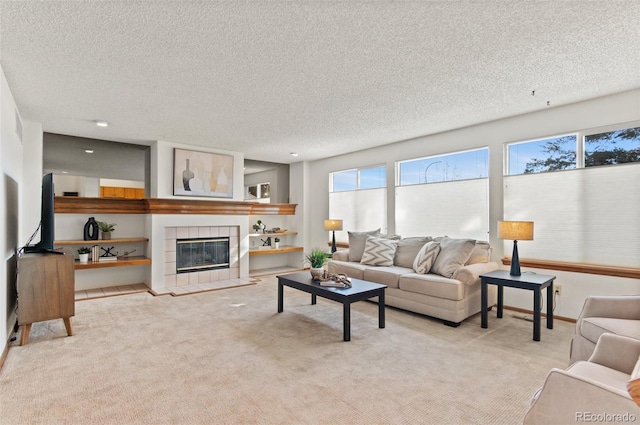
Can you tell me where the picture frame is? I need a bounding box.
[173,148,234,198]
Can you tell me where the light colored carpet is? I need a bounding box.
[0,274,574,424]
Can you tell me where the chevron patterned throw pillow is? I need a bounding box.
[360,236,398,266]
[412,241,441,274]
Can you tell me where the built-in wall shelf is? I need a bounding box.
[74,256,151,270]
[249,246,303,256]
[56,237,149,245]
[55,238,150,270]
[249,265,304,277]
[248,231,298,237]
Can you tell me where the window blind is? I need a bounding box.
[503,163,640,267]
[395,179,489,240]
[329,188,387,243]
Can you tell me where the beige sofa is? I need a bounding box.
[570,295,640,364]
[327,234,499,326]
[524,333,640,424]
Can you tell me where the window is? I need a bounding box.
[397,148,488,185]
[329,165,387,242]
[506,134,577,175]
[396,148,489,240]
[330,166,385,192]
[245,182,270,203]
[584,126,640,167]
[504,124,640,268]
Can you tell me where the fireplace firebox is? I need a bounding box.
[176,237,230,274]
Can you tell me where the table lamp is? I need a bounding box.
[498,221,534,276]
[324,219,343,253]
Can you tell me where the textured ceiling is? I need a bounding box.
[1,1,639,167]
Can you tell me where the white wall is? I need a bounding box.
[301,89,640,319]
[1,65,24,347]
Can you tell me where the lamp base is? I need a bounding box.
[331,231,337,254]
[510,240,521,276]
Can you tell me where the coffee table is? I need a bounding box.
[277,271,387,341]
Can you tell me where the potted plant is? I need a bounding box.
[97,221,116,240]
[77,246,91,264]
[305,248,330,280]
[273,237,280,249]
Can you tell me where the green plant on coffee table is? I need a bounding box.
[77,246,91,254]
[97,221,116,232]
[305,248,330,268]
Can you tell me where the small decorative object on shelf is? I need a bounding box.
[91,245,100,262]
[274,237,280,249]
[83,217,99,241]
[77,247,91,264]
[97,221,117,240]
[253,220,266,233]
[305,248,330,280]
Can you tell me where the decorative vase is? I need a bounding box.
[182,159,194,191]
[310,267,324,280]
[83,217,99,240]
[102,231,112,240]
[79,253,89,264]
[274,242,280,249]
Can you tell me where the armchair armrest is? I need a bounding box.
[523,367,636,425]
[588,333,640,374]
[578,296,640,322]
[453,261,499,286]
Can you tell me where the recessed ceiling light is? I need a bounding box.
[85,149,94,154]
[94,120,109,127]
[290,152,299,157]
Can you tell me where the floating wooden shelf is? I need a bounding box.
[249,231,298,237]
[249,246,303,256]
[74,256,151,270]
[56,237,149,245]
[54,196,297,215]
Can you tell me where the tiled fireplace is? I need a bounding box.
[163,226,240,288]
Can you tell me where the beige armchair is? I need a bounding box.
[570,295,640,364]
[524,333,640,424]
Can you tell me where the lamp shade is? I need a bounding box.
[498,221,534,241]
[324,219,343,231]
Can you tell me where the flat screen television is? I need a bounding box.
[23,173,57,253]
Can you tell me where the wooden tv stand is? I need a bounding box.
[17,253,75,345]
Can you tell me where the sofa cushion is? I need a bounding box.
[327,260,368,280]
[412,241,441,274]
[348,229,381,262]
[466,241,491,265]
[398,273,464,301]
[363,266,413,289]
[431,236,476,278]
[580,317,640,344]
[360,236,398,266]
[394,237,432,268]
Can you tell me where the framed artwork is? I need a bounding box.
[173,148,234,198]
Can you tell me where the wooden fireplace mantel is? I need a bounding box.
[54,196,297,215]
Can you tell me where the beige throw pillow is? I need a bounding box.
[394,237,433,268]
[360,236,398,267]
[466,241,491,265]
[348,229,381,262]
[430,236,476,278]
[412,241,441,274]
